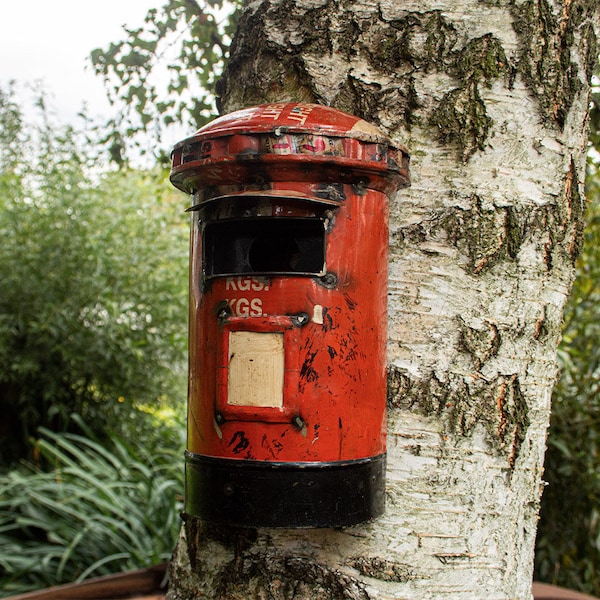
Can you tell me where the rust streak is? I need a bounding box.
[564,159,575,222]
[473,256,489,274]
[534,318,544,340]
[559,0,573,41]
[496,381,508,439]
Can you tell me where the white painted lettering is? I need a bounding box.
[237,277,251,291]
[250,298,263,316]
[237,298,250,316]
[288,105,313,125]
[224,294,265,317]
[261,104,285,120]
[251,278,265,291]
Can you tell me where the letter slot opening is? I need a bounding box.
[204,217,326,277]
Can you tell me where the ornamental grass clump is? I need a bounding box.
[0,424,183,597]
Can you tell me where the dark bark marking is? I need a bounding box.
[387,366,530,466]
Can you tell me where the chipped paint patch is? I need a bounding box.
[312,304,324,324]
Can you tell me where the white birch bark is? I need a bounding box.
[168,0,600,598]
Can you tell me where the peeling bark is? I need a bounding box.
[169,0,600,598]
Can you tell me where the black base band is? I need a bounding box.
[185,452,386,528]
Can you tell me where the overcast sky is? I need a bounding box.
[0,1,158,123]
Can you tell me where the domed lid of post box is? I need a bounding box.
[170,102,410,202]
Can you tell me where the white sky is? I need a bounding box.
[0,1,157,122]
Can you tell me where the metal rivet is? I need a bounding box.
[319,273,338,288]
[291,312,310,327]
[292,415,305,430]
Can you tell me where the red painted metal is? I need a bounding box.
[171,102,410,527]
[170,102,409,198]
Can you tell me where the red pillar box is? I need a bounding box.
[170,103,410,528]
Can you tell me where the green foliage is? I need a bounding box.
[534,160,600,595]
[90,0,240,160]
[0,85,189,465]
[590,76,600,152]
[0,415,184,596]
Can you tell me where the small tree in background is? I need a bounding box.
[90,0,240,162]
[0,85,189,465]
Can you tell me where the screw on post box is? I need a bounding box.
[170,103,410,528]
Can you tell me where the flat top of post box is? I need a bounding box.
[174,102,409,152]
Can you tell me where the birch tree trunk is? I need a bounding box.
[167,1,599,598]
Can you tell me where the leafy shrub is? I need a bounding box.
[0,415,184,597]
[0,85,189,464]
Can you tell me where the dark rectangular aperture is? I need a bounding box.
[204,218,325,277]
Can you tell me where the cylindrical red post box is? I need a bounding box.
[170,103,410,527]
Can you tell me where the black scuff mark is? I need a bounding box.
[344,293,358,311]
[322,307,334,331]
[345,346,358,362]
[339,334,358,362]
[301,336,314,351]
[228,431,250,454]
[338,328,366,363]
[261,434,283,459]
[300,350,319,385]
